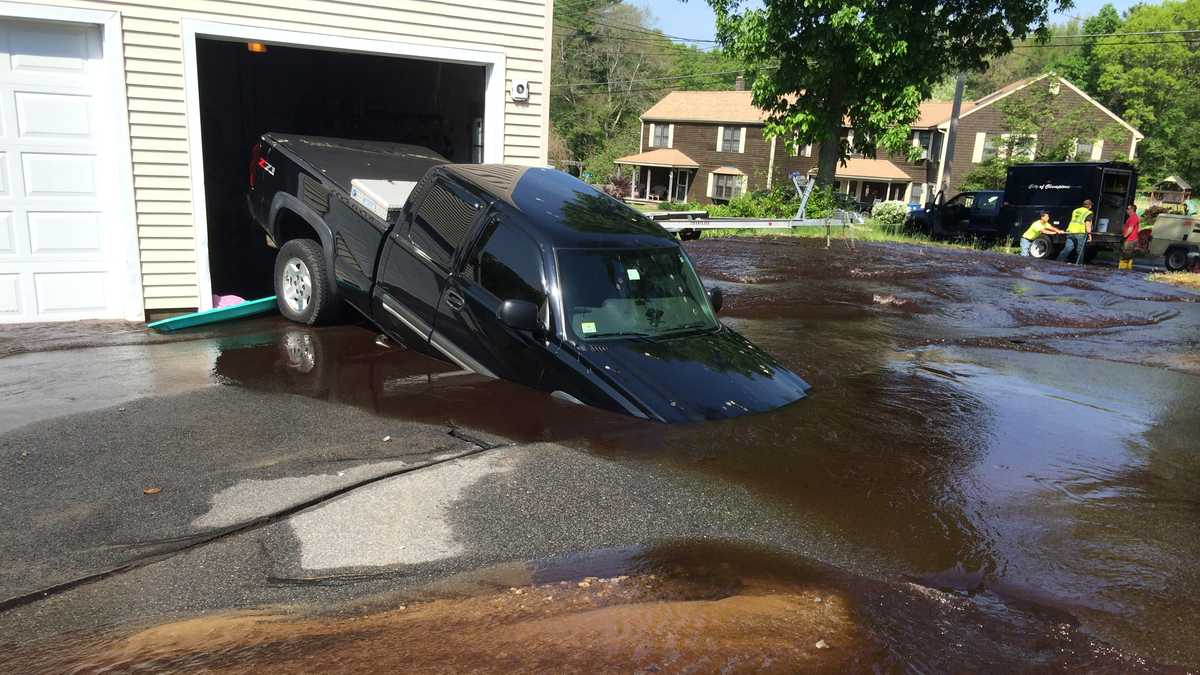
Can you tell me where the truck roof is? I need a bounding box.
[440,164,675,248]
[1007,160,1135,172]
[263,133,448,194]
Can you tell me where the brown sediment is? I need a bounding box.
[15,569,868,673]
[7,541,1183,674]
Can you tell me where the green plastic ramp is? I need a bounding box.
[147,296,278,333]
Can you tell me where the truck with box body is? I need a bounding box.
[909,161,1136,261]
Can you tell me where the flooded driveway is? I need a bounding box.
[1,238,1198,672]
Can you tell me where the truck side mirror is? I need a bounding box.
[498,299,540,331]
[707,287,723,314]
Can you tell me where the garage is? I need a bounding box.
[190,32,491,302]
[0,16,133,322]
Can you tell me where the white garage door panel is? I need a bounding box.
[0,273,17,313]
[15,92,92,138]
[7,23,90,73]
[0,211,12,253]
[22,154,96,196]
[34,271,105,312]
[28,212,100,253]
[0,17,127,322]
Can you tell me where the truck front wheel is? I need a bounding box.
[275,239,338,325]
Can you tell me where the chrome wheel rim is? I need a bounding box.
[281,258,312,314]
[282,331,317,373]
[1030,240,1048,258]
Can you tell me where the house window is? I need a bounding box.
[1074,139,1094,160]
[914,130,932,160]
[930,132,943,162]
[981,134,1001,162]
[651,124,669,148]
[910,183,925,204]
[712,173,742,200]
[789,141,811,157]
[721,126,742,152]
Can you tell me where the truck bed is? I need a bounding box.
[263,133,448,194]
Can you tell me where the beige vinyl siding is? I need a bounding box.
[13,0,551,312]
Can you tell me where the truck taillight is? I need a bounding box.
[249,142,263,189]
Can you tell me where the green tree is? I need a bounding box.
[550,0,743,178]
[1057,4,1121,93]
[707,0,1070,186]
[1092,0,1200,186]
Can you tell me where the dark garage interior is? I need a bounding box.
[196,37,487,300]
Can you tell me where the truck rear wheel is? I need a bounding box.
[275,239,338,325]
[1165,247,1190,272]
[1028,236,1053,259]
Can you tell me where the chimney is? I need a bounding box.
[734,74,745,91]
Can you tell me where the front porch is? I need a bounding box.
[613,148,699,203]
[817,158,919,210]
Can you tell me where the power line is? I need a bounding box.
[1013,36,1200,48]
[552,67,757,89]
[1056,28,1200,39]
[553,6,718,44]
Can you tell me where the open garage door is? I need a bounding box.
[194,36,487,303]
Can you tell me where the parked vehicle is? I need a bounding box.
[908,161,1136,261]
[247,134,811,422]
[1144,213,1200,272]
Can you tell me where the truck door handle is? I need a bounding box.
[445,290,465,311]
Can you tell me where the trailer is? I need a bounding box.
[647,175,865,240]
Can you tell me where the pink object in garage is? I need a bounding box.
[212,294,246,308]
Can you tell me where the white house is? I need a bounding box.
[0,0,552,323]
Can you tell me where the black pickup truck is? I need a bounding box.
[247,134,810,422]
[908,161,1135,260]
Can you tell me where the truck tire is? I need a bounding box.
[1083,247,1101,264]
[1028,236,1053,259]
[1165,247,1190,272]
[274,239,339,325]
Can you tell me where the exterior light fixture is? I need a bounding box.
[246,42,268,54]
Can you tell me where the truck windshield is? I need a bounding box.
[557,247,718,340]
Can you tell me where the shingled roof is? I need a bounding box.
[641,90,976,129]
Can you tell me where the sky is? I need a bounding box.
[636,0,1148,45]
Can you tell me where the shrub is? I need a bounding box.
[657,200,702,211]
[871,200,910,231]
[602,173,631,199]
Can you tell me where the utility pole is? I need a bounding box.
[940,74,966,195]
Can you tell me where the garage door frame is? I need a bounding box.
[181,19,507,312]
[0,1,142,322]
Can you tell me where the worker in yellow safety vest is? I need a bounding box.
[1020,211,1064,256]
[1056,198,1093,265]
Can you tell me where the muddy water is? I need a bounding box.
[208,239,1200,669]
[6,543,1175,673]
[10,238,1200,671]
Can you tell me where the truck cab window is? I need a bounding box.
[470,219,545,306]
[947,194,974,209]
[978,194,1001,212]
[411,181,479,270]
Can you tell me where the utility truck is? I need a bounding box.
[909,161,1136,261]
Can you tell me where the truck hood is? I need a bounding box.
[577,326,810,423]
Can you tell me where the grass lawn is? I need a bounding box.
[1146,271,1200,290]
[696,219,1012,253]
